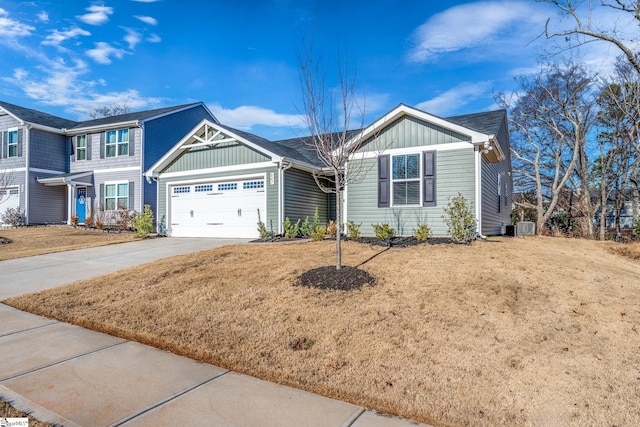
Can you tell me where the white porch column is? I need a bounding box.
[66,183,75,225]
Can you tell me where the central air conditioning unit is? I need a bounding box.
[517,221,535,236]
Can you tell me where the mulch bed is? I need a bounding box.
[0,236,12,244]
[297,265,375,291]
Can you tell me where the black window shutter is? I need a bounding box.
[71,137,75,163]
[17,128,23,157]
[100,133,105,159]
[128,128,135,156]
[129,181,135,210]
[378,155,390,208]
[423,151,436,207]
[86,135,92,160]
[99,183,105,209]
[2,131,6,158]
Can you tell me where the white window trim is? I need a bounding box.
[7,127,18,158]
[76,134,87,161]
[391,153,422,208]
[105,129,129,158]
[104,180,129,211]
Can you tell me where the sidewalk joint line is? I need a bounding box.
[0,320,59,338]
[344,408,366,427]
[110,370,230,426]
[0,340,127,382]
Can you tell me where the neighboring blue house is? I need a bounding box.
[0,101,215,225]
[145,104,513,238]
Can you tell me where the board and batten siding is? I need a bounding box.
[283,167,329,225]
[158,166,279,233]
[163,142,270,174]
[347,148,476,236]
[357,116,472,153]
[27,172,66,224]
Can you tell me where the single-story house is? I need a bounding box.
[145,104,512,238]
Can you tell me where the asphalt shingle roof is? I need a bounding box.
[445,109,506,136]
[0,100,78,129]
[68,103,202,130]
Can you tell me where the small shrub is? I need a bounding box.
[116,209,133,231]
[413,224,432,241]
[70,215,79,227]
[84,214,93,227]
[1,207,25,227]
[372,223,395,241]
[132,204,154,237]
[299,216,312,237]
[347,220,361,239]
[310,225,327,241]
[442,192,477,244]
[283,217,301,238]
[327,220,337,237]
[257,209,272,240]
[635,218,640,237]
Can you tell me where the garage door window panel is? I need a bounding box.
[218,183,237,191]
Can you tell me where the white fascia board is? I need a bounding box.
[29,123,68,135]
[67,120,140,134]
[139,103,213,124]
[345,104,491,153]
[145,119,283,178]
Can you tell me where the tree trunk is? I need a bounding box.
[335,174,342,271]
[600,177,607,241]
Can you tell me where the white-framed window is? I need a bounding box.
[392,154,420,206]
[7,128,18,158]
[105,129,129,157]
[76,135,87,160]
[105,182,128,210]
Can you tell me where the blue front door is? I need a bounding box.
[76,187,87,223]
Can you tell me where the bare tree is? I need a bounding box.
[497,61,595,235]
[88,104,130,119]
[541,0,640,73]
[298,45,374,270]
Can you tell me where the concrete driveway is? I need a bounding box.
[0,237,249,299]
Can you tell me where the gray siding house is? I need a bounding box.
[0,100,215,225]
[146,104,512,238]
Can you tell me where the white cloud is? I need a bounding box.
[42,27,91,49]
[147,33,161,43]
[0,8,35,38]
[209,103,306,130]
[415,81,493,116]
[77,5,113,26]
[135,15,157,25]
[86,42,126,64]
[37,11,49,22]
[123,28,141,49]
[407,1,547,63]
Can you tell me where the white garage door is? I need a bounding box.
[170,179,265,238]
[0,187,20,224]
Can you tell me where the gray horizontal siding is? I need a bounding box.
[164,142,270,173]
[347,148,476,236]
[158,166,279,234]
[481,117,512,235]
[29,129,68,171]
[27,172,66,224]
[93,169,143,213]
[283,167,329,225]
[358,116,471,153]
[70,127,141,172]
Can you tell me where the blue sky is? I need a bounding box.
[0,0,634,139]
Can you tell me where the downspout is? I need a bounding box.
[475,146,486,239]
[278,160,292,235]
[24,124,30,224]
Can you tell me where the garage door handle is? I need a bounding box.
[207,223,223,225]
[238,208,242,217]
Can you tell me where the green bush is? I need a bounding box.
[257,209,272,240]
[132,204,154,237]
[309,225,327,241]
[283,217,301,238]
[635,218,640,237]
[442,193,477,243]
[372,223,395,241]
[413,224,432,241]
[347,220,361,239]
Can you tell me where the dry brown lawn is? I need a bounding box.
[0,226,136,261]
[4,237,640,427]
[0,398,52,426]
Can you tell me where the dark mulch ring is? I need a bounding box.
[297,265,376,291]
[0,236,12,244]
[350,236,452,247]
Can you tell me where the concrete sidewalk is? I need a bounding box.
[0,238,431,426]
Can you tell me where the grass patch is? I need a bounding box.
[4,237,640,426]
[0,226,137,261]
[607,241,640,260]
[0,398,54,426]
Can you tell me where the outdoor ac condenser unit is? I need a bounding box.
[517,221,535,236]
